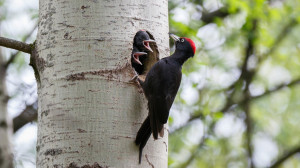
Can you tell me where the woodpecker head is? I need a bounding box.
[169,33,196,57]
[134,30,156,52]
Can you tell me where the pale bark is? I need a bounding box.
[36,0,169,167]
[0,47,13,168]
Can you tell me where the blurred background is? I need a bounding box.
[1,0,300,167]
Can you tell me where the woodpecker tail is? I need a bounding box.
[135,116,151,164]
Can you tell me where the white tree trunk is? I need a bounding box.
[36,0,169,167]
[0,50,13,168]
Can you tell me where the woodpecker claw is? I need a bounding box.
[129,71,139,83]
[129,75,138,83]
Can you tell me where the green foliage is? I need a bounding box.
[169,0,300,167]
[0,0,6,21]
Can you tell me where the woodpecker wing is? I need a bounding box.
[143,58,182,139]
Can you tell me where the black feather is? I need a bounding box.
[135,116,151,163]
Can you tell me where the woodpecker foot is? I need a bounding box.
[129,75,138,83]
[129,71,139,83]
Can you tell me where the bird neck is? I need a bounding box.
[170,50,190,65]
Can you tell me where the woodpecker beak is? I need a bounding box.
[143,39,155,52]
[133,52,147,65]
[169,33,180,42]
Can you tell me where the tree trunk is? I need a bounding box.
[0,47,13,168]
[36,0,169,167]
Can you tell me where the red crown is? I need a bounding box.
[183,37,196,54]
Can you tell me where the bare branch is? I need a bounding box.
[230,19,297,99]
[5,23,37,68]
[5,52,20,68]
[244,99,254,168]
[258,19,297,64]
[171,96,237,134]
[13,103,37,132]
[238,21,299,167]
[242,19,259,168]
[269,145,300,168]
[179,139,205,167]
[0,37,32,54]
[253,78,300,99]
[176,119,217,167]
[201,7,230,23]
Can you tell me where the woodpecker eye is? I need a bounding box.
[181,38,184,42]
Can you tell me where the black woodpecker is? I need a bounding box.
[131,30,155,74]
[135,33,196,163]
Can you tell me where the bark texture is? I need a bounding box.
[36,0,169,167]
[0,50,13,168]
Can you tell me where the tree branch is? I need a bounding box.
[13,104,37,132]
[176,120,212,168]
[231,18,297,101]
[201,7,230,23]
[170,94,237,134]
[258,19,297,64]
[244,99,254,168]
[253,78,300,99]
[179,138,206,168]
[5,24,37,68]
[243,19,258,168]
[269,145,300,168]
[0,37,32,54]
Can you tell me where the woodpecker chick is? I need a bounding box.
[134,30,155,52]
[132,46,147,66]
[131,30,156,74]
[135,33,196,163]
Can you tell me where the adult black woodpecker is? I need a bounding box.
[135,33,196,163]
[131,30,155,74]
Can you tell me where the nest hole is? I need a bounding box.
[131,30,159,76]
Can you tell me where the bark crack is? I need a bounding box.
[68,162,108,168]
[145,154,155,168]
[44,149,62,156]
[66,63,132,82]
